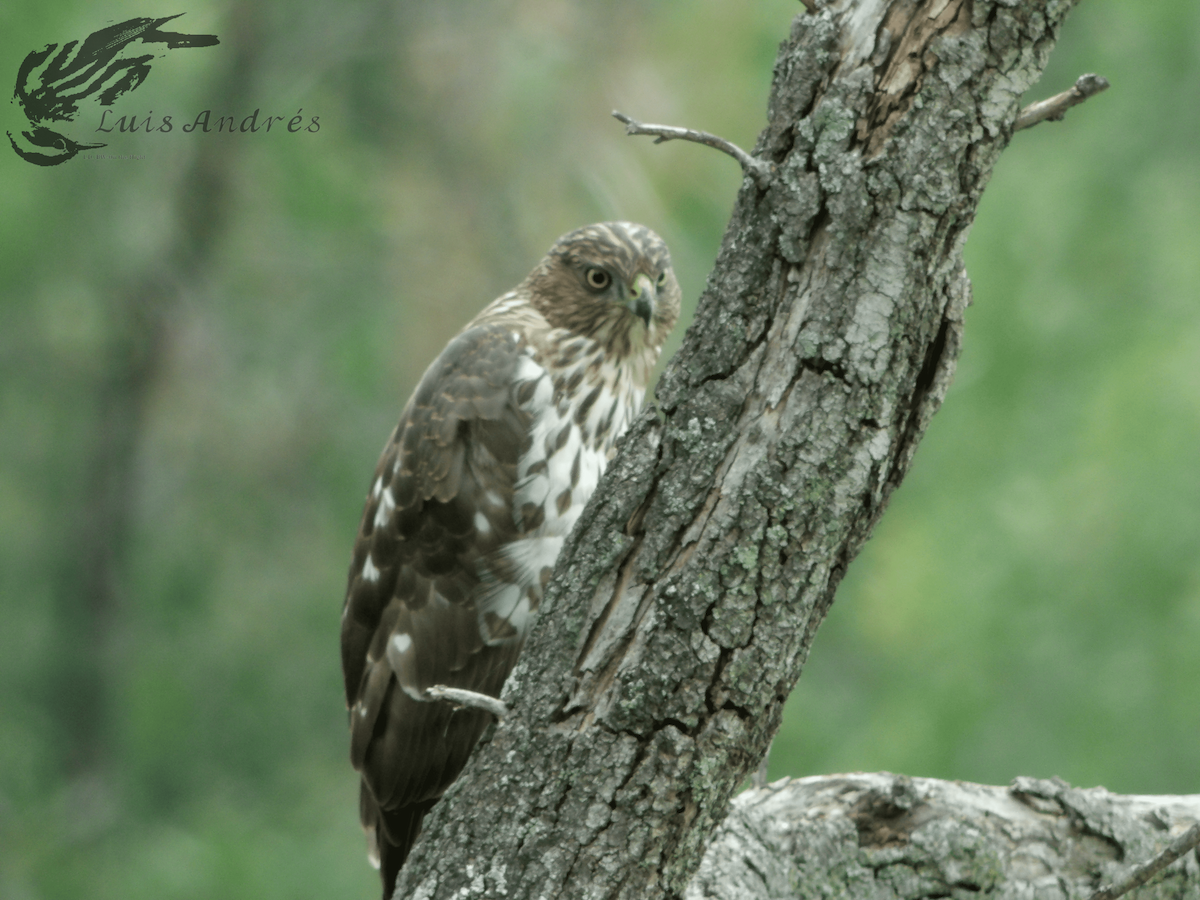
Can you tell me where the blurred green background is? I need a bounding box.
[1,1,1196,898]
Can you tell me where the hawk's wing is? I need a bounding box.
[340,321,534,882]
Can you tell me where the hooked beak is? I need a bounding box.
[626,272,656,327]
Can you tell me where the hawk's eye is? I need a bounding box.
[657,271,668,287]
[584,267,611,291]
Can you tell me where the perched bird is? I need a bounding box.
[340,222,681,897]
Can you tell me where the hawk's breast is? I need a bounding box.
[475,331,644,648]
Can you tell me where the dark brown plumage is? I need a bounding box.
[340,222,680,897]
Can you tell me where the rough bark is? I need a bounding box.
[689,774,1200,900]
[393,1,1084,897]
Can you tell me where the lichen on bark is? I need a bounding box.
[688,774,1200,900]
[392,2,1084,898]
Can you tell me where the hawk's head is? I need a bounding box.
[522,222,681,358]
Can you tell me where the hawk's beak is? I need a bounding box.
[627,272,656,327]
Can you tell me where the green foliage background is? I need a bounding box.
[1,1,1196,897]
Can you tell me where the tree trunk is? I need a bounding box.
[393,1,1086,897]
[689,774,1200,900]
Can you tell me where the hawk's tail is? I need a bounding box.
[361,785,437,900]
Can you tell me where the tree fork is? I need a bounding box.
[393,2,1098,897]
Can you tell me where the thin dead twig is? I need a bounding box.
[1089,821,1200,900]
[1015,73,1110,131]
[426,685,509,719]
[612,110,772,188]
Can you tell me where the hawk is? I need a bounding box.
[340,222,681,897]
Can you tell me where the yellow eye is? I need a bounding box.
[657,271,668,286]
[585,267,611,290]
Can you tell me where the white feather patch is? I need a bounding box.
[386,632,425,700]
[373,487,396,528]
[503,536,563,585]
[479,580,525,619]
[361,556,380,583]
[390,633,412,655]
[475,537,563,645]
[476,581,533,646]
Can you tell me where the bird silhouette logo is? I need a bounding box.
[8,14,219,166]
